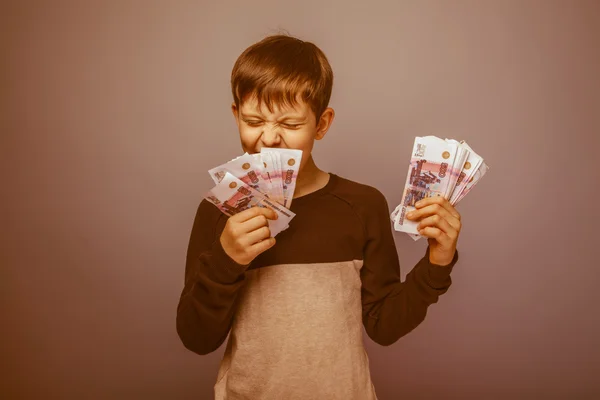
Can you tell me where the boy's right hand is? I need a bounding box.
[220,206,278,266]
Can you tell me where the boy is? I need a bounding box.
[176,34,462,400]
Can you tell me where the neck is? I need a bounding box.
[293,155,328,198]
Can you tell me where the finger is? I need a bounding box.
[417,214,456,237]
[409,204,461,232]
[243,225,271,246]
[248,236,276,257]
[239,214,270,234]
[415,196,460,219]
[418,226,452,246]
[232,205,278,223]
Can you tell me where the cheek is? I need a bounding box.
[239,128,260,147]
[287,129,315,150]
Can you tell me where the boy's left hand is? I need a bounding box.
[405,196,462,266]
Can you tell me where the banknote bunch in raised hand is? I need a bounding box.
[391,136,489,240]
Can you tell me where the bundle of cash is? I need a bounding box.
[391,136,489,240]
[205,148,303,237]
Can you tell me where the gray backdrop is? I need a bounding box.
[2,0,599,398]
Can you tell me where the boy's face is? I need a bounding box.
[231,95,334,174]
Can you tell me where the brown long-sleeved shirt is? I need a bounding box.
[176,172,458,400]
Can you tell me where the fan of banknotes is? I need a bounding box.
[391,136,489,241]
[204,148,303,237]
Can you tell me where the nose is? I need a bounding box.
[260,124,282,147]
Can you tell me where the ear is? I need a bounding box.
[315,107,335,140]
[231,102,240,128]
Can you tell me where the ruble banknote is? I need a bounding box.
[392,136,487,238]
[205,172,295,237]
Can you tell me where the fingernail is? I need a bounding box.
[407,212,414,219]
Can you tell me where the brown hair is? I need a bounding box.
[231,34,333,123]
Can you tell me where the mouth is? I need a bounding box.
[255,146,288,152]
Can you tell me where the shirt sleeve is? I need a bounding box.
[359,189,459,346]
[176,199,249,355]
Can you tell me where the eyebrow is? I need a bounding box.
[241,113,305,122]
[240,113,263,119]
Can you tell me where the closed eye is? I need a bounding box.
[244,120,302,129]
